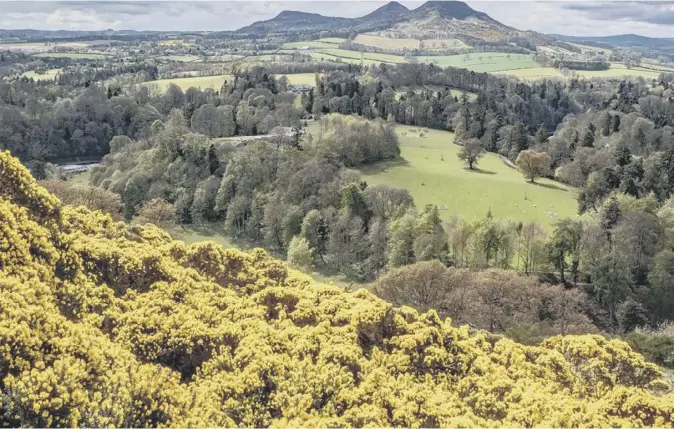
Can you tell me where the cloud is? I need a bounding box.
[563,1,673,26]
[0,1,671,37]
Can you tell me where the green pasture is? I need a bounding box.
[281,73,319,86]
[346,125,580,230]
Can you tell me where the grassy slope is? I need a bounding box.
[357,126,581,230]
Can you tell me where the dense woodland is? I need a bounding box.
[2,51,673,348]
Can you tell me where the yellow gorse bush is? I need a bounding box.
[0,150,672,428]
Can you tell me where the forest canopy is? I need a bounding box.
[0,150,673,428]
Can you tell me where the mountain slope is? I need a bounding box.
[0,150,673,427]
[410,0,494,21]
[238,10,352,34]
[358,0,409,21]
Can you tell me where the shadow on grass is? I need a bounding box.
[465,167,497,175]
[360,157,410,175]
[527,181,568,192]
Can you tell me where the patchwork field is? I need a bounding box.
[307,52,391,66]
[143,74,234,91]
[353,126,580,230]
[0,41,92,52]
[355,34,468,50]
[33,52,110,59]
[414,52,538,73]
[283,41,339,49]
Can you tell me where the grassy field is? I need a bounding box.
[573,63,664,79]
[21,69,61,80]
[282,73,319,86]
[33,52,110,59]
[143,74,234,91]
[415,53,538,73]
[317,38,346,44]
[497,67,564,79]
[353,126,580,230]
[315,48,406,64]
[160,55,201,62]
[354,34,419,50]
[307,52,391,66]
[283,41,339,49]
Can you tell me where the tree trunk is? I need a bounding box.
[559,251,565,283]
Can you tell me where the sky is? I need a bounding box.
[0,1,673,38]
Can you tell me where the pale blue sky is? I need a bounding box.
[0,1,672,38]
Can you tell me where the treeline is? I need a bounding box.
[552,60,610,70]
[55,62,159,87]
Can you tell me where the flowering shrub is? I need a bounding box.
[0,150,672,427]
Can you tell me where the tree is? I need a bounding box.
[287,236,314,270]
[548,219,584,284]
[457,138,485,170]
[300,210,327,263]
[515,150,551,183]
[517,222,546,275]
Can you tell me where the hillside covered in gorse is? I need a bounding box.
[0,150,672,427]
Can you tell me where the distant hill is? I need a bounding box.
[552,33,674,48]
[237,1,558,49]
[237,10,352,34]
[409,1,495,21]
[237,1,502,37]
